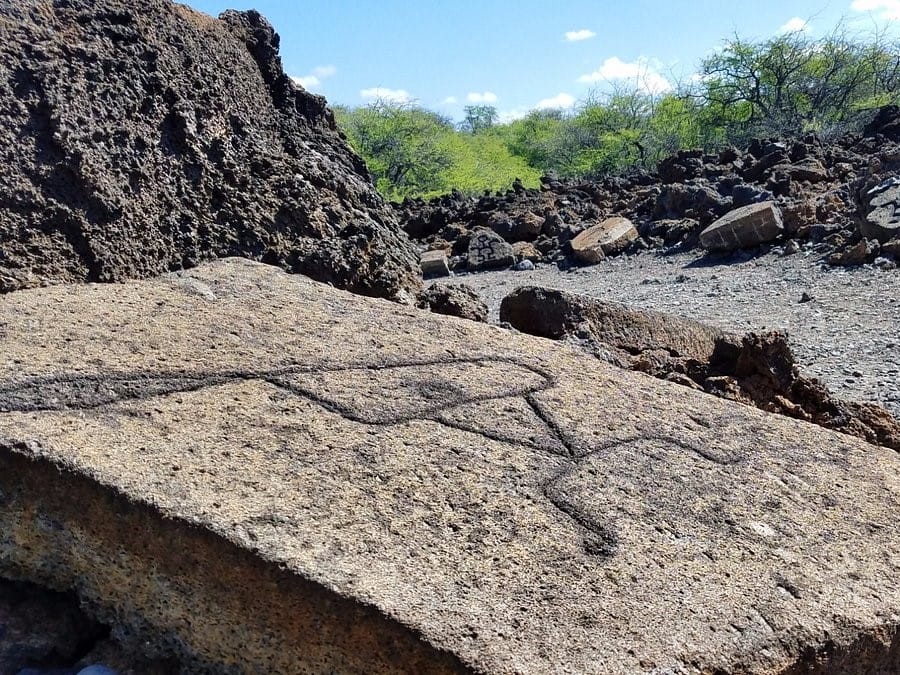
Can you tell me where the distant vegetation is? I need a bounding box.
[335,28,900,201]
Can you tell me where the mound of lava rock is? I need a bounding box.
[0,0,420,301]
[397,108,900,273]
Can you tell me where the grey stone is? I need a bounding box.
[863,185,900,243]
[700,201,784,251]
[419,250,450,278]
[466,228,515,271]
[513,260,535,271]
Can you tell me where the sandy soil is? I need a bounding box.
[433,249,900,419]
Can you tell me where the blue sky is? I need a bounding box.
[184,0,899,121]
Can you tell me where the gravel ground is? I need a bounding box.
[433,250,900,419]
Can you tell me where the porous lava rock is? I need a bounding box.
[501,285,900,450]
[417,284,488,322]
[1,259,900,673]
[0,0,420,301]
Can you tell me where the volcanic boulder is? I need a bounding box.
[500,285,900,450]
[0,0,420,301]
[569,217,639,264]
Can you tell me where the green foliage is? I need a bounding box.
[460,105,499,134]
[436,131,541,197]
[336,101,539,200]
[335,28,900,198]
[335,102,453,200]
[698,29,900,139]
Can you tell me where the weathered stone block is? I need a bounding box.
[700,201,784,251]
[863,185,900,243]
[420,249,450,278]
[570,217,639,264]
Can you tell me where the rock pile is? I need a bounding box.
[397,108,900,272]
[0,0,420,301]
[500,286,900,450]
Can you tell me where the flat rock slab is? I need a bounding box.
[700,201,784,251]
[0,258,899,674]
[570,217,639,263]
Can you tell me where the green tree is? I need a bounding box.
[335,101,453,200]
[461,105,499,134]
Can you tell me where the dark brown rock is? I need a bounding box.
[417,284,488,322]
[0,578,106,674]
[500,286,900,450]
[0,0,420,301]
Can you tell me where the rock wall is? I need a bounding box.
[0,0,420,301]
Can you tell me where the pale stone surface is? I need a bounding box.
[1,259,899,674]
[570,217,639,264]
[700,201,784,251]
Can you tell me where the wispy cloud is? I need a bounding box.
[466,91,498,103]
[578,57,672,94]
[442,96,458,105]
[290,65,337,92]
[535,93,576,110]
[778,17,810,33]
[850,0,900,20]
[360,87,413,104]
[564,29,596,42]
[497,108,529,123]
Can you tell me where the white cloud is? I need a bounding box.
[442,96,458,105]
[497,108,530,123]
[290,65,336,92]
[466,91,498,103]
[292,75,320,89]
[360,87,413,104]
[564,29,596,42]
[535,93,576,110]
[778,17,810,32]
[312,65,337,78]
[578,57,672,94]
[851,0,900,19]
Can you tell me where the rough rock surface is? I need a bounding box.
[699,201,785,251]
[416,284,488,322]
[433,248,900,421]
[1,258,899,674]
[863,184,900,242]
[0,0,420,301]
[0,579,106,674]
[467,228,515,271]
[420,249,451,278]
[500,286,900,449]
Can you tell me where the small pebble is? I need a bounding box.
[513,260,535,272]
